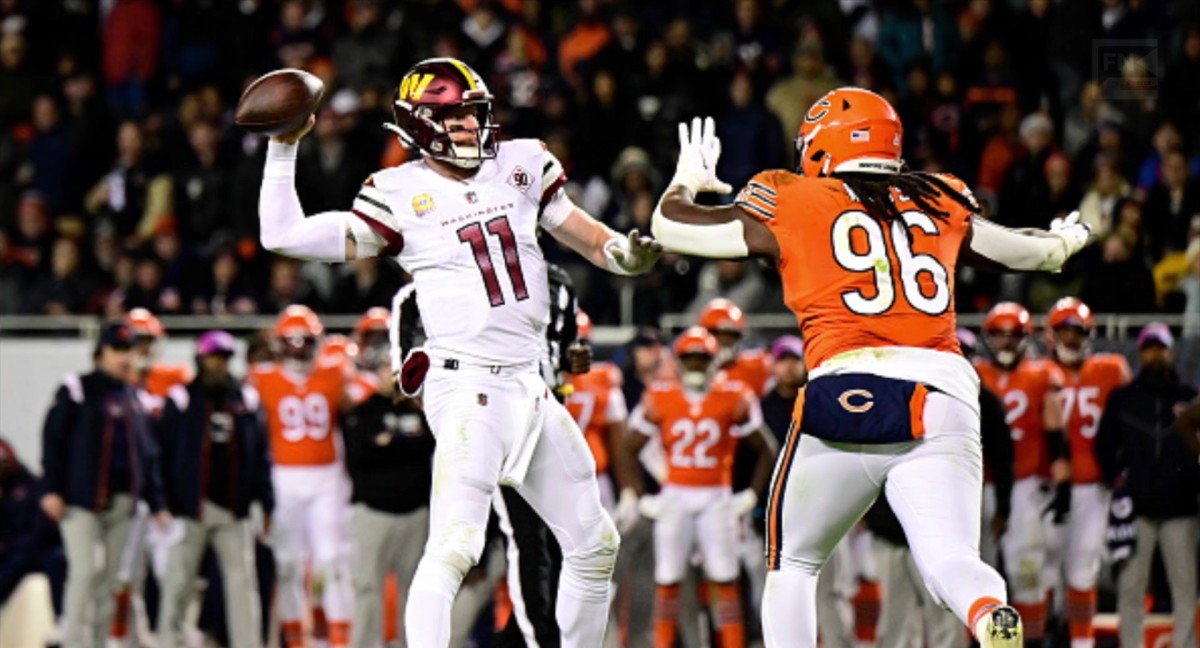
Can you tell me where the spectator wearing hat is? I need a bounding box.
[155,330,273,647]
[759,335,806,447]
[1095,323,1199,648]
[39,322,168,647]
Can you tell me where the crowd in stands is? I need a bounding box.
[1,0,1200,324]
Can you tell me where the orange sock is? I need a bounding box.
[853,579,882,643]
[328,621,350,647]
[713,582,746,648]
[654,584,681,648]
[282,620,305,648]
[384,574,399,643]
[1012,601,1047,640]
[1066,588,1096,642]
[109,588,131,638]
[968,596,1005,638]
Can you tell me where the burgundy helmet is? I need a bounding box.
[387,57,499,168]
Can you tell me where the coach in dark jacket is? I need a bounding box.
[40,322,167,647]
[156,330,272,648]
[1094,323,1199,648]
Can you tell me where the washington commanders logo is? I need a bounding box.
[412,193,436,217]
[508,166,532,192]
[838,389,875,413]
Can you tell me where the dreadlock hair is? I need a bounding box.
[833,169,981,224]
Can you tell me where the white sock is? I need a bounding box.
[762,569,820,648]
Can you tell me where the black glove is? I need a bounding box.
[1043,481,1071,524]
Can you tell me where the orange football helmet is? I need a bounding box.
[319,334,357,362]
[983,302,1033,367]
[674,326,720,358]
[575,310,593,342]
[354,307,391,341]
[698,298,747,335]
[274,305,325,339]
[796,87,903,177]
[1046,297,1094,366]
[126,308,165,340]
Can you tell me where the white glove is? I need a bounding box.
[731,489,758,517]
[604,229,663,276]
[638,493,664,520]
[672,116,733,195]
[615,488,640,533]
[1046,210,1092,270]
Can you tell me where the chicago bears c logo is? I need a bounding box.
[805,98,831,123]
[838,389,874,413]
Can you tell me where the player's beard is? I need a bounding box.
[1054,345,1085,367]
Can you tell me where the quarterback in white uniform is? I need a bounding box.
[256,57,661,648]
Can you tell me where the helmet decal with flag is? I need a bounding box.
[386,57,499,169]
[796,87,903,177]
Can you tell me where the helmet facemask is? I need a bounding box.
[389,93,499,169]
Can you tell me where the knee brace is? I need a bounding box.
[560,511,620,600]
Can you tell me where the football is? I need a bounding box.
[235,68,325,137]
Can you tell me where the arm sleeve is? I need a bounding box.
[40,385,74,495]
[966,216,1077,271]
[259,141,376,262]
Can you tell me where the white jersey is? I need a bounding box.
[353,139,569,365]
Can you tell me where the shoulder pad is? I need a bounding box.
[166,384,190,411]
[62,373,84,404]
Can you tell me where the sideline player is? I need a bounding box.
[976,302,1069,645]
[648,89,1093,648]
[620,327,776,648]
[566,310,629,512]
[1043,298,1130,648]
[257,57,661,647]
[698,298,773,397]
[249,306,354,647]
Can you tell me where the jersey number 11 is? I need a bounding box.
[458,216,529,307]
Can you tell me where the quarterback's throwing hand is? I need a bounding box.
[606,229,663,275]
[673,116,733,195]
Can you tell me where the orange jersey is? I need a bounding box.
[633,380,760,487]
[347,371,381,407]
[249,357,348,466]
[135,364,192,417]
[736,171,974,371]
[1057,354,1131,484]
[720,349,773,397]
[975,358,1065,479]
[565,362,627,475]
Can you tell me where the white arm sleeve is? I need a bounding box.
[651,192,750,258]
[967,216,1074,271]
[260,141,362,262]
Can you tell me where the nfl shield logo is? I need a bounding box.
[465,191,478,204]
[477,393,489,406]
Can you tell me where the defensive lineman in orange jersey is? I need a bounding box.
[649,89,1093,648]
[976,302,1069,643]
[1042,298,1130,648]
[564,310,629,510]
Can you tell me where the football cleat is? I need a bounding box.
[977,605,1022,648]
